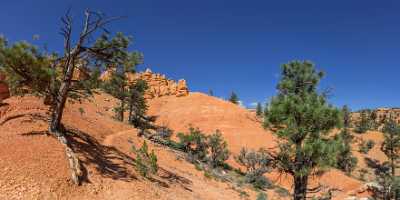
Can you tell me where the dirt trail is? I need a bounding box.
[103,129,136,146]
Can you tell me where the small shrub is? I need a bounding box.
[194,163,203,171]
[250,175,272,190]
[78,107,85,115]
[358,168,369,181]
[207,130,230,168]
[155,126,173,140]
[256,192,268,200]
[204,171,212,179]
[235,147,272,189]
[274,186,290,197]
[132,141,158,177]
[359,139,375,154]
[238,190,249,198]
[177,127,209,162]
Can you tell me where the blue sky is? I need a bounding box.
[1,0,399,110]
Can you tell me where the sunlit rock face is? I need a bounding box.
[101,68,190,99]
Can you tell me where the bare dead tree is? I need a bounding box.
[48,9,125,185]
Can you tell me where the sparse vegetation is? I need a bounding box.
[235,148,272,189]
[132,141,158,178]
[359,139,375,154]
[256,192,268,200]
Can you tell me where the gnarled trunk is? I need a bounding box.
[50,129,82,185]
[49,58,82,185]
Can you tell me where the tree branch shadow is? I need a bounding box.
[19,124,193,191]
[65,127,138,182]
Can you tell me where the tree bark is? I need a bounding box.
[119,100,125,121]
[293,174,308,200]
[49,57,82,185]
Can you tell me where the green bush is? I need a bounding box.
[132,141,158,177]
[207,130,230,168]
[274,186,290,197]
[177,127,230,169]
[177,127,209,162]
[256,192,268,200]
[235,147,272,189]
[359,139,375,154]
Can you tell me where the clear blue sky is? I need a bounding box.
[1,0,399,110]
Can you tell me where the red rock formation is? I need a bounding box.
[101,68,190,99]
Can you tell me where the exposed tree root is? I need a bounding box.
[50,128,82,185]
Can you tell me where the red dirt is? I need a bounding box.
[147,92,379,199]
[0,94,258,200]
[0,92,388,199]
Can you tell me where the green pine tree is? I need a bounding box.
[228,91,239,105]
[264,61,341,200]
[355,110,371,133]
[102,45,143,121]
[128,79,150,129]
[256,102,263,118]
[382,117,400,180]
[336,105,358,174]
[208,89,214,96]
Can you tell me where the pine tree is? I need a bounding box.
[128,79,150,129]
[342,105,351,128]
[102,45,143,121]
[208,89,214,96]
[382,118,400,180]
[264,61,341,200]
[355,110,371,133]
[228,91,239,104]
[256,102,263,118]
[336,105,358,174]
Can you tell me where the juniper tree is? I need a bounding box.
[229,91,239,104]
[256,102,263,118]
[264,61,341,200]
[0,10,139,185]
